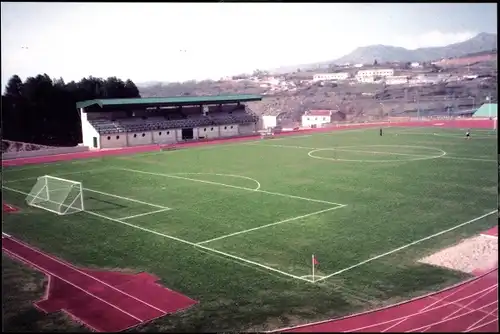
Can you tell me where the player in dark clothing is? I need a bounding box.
[380,128,383,136]
[465,129,470,139]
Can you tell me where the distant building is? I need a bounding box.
[312,73,349,82]
[463,74,479,80]
[357,68,395,78]
[410,62,421,68]
[355,75,375,83]
[385,75,408,85]
[354,64,364,68]
[301,110,332,128]
[261,115,277,129]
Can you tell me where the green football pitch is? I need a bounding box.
[2,126,498,331]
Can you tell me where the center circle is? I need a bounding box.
[307,145,447,163]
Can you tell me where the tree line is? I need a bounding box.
[1,74,141,146]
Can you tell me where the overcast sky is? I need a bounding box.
[1,3,497,86]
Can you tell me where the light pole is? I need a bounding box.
[469,96,475,111]
[379,102,385,120]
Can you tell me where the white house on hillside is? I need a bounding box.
[301,110,332,128]
[385,76,408,85]
[356,68,395,78]
[313,73,349,82]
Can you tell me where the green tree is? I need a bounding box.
[2,73,142,146]
[124,79,140,98]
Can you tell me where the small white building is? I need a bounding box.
[410,62,421,68]
[313,72,349,82]
[261,115,277,130]
[385,75,408,85]
[354,64,364,68]
[356,68,394,78]
[301,110,332,128]
[355,75,375,83]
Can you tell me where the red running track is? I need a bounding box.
[481,226,498,238]
[276,272,498,333]
[3,119,495,167]
[2,234,198,332]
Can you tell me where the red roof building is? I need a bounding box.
[305,110,333,117]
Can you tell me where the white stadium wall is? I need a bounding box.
[192,128,200,140]
[197,126,220,139]
[301,115,331,128]
[152,130,177,144]
[238,123,256,135]
[81,108,256,149]
[176,129,183,140]
[80,109,101,149]
[219,124,239,137]
[262,115,277,129]
[99,134,128,149]
[127,131,154,146]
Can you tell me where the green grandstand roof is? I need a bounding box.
[76,94,262,109]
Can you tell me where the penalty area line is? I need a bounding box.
[315,209,499,282]
[117,208,172,221]
[2,185,312,284]
[196,205,347,245]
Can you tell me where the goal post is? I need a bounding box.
[26,175,84,215]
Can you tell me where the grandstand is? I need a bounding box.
[76,95,262,149]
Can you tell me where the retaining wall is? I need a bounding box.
[2,146,89,160]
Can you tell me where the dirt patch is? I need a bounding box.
[418,235,498,274]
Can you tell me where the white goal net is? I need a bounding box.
[26,175,84,215]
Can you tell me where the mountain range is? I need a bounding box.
[272,32,497,73]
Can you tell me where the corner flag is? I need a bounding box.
[312,255,319,282]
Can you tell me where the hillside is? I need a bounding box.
[333,32,497,64]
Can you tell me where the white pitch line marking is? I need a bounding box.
[2,186,312,284]
[83,188,170,210]
[118,208,172,220]
[438,156,496,162]
[315,210,498,282]
[252,143,439,158]
[124,127,371,159]
[117,167,343,206]
[252,143,496,162]
[84,210,312,283]
[196,205,346,245]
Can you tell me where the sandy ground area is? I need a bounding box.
[419,235,498,274]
